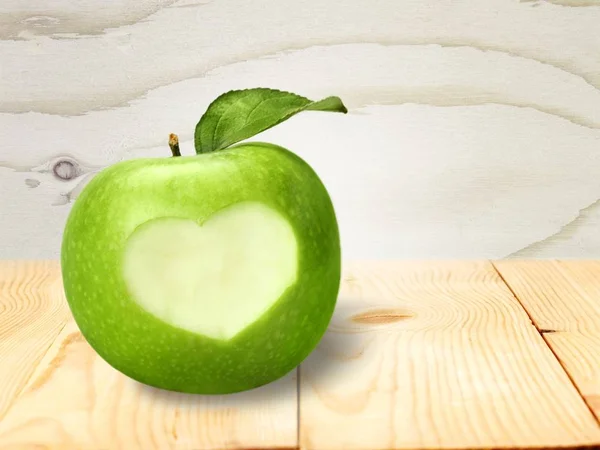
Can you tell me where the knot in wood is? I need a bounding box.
[52,159,78,181]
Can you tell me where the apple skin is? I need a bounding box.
[61,142,341,394]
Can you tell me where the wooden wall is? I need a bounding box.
[1,0,599,259]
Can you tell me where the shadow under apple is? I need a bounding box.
[132,295,406,404]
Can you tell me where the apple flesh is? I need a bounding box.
[123,202,298,341]
[61,141,341,394]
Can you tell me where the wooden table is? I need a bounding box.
[1,261,599,449]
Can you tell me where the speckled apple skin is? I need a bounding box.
[60,142,341,394]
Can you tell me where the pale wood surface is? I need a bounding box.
[0,264,297,449]
[2,0,600,260]
[300,261,600,449]
[494,260,600,422]
[0,261,71,422]
[1,261,599,449]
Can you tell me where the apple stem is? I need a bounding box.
[169,134,181,157]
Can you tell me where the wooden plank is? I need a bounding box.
[299,261,600,449]
[4,1,600,262]
[494,260,600,422]
[0,263,298,450]
[0,261,71,421]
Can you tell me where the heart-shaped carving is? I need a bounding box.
[122,201,298,340]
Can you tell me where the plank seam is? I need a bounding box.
[297,365,301,449]
[491,261,600,428]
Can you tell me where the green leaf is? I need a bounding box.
[194,88,348,154]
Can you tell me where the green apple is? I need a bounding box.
[61,89,347,394]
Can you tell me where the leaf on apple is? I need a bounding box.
[194,88,348,154]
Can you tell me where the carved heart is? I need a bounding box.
[123,202,298,340]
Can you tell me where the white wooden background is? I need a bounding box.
[1,0,600,260]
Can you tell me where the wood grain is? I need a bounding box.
[494,260,600,422]
[0,261,71,422]
[2,0,600,260]
[0,262,297,450]
[0,326,298,450]
[3,0,600,113]
[1,261,600,449]
[299,261,600,449]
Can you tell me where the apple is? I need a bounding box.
[60,89,347,394]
